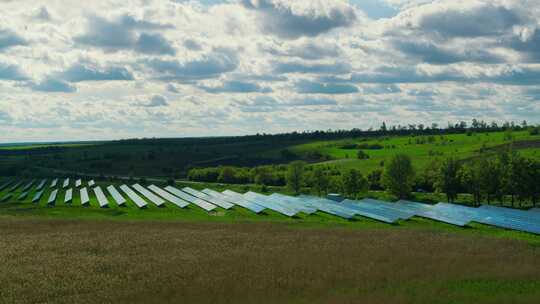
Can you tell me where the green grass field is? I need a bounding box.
[291,131,540,174]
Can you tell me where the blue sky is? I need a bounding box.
[0,0,539,142]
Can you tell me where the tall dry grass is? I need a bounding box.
[0,218,539,304]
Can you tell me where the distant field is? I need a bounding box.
[290,131,540,173]
[0,218,539,303]
[0,143,97,150]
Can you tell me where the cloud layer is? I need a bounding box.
[0,0,539,142]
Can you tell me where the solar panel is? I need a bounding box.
[243,192,298,217]
[276,194,354,219]
[36,179,47,191]
[339,199,401,223]
[132,184,166,207]
[395,200,470,226]
[298,195,357,219]
[18,191,29,200]
[80,187,90,206]
[1,193,13,202]
[204,188,265,213]
[107,185,127,206]
[64,189,73,204]
[75,179,82,187]
[435,203,540,235]
[93,186,109,208]
[0,180,12,191]
[47,189,58,206]
[21,180,34,192]
[32,190,44,203]
[88,180,95,187]
[269,193,319,215]
[148,185,190,208]
[478,205,540,224]
[8,181,23,192]
[164,186,217,211]
[120,185,148,209]
[63,178,70,188]
[50,178,58,188]
[182,187,234,209]
[356,199,416,220]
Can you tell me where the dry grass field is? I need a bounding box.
[0,218,539,304]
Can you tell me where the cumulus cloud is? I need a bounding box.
[57,63,134,82]
[0,29,27,51]
[132,95,169,107]
[274,61,351,74]
[29,78,76,93]
[295,79,359,94]
[0,63,27,80]
[145,48,239,82]
[200,80,272,93]
[75,14,175,54]
[241,0,357,39]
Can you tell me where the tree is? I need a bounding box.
[382,154,415,199]
[342,169,368,199]
[218,167,236,184]
[368,170,383,190]
[478,158,503,204]
[436,158,461,203]
[460,162,483,206]
[312,167,329,197]
[287,161,306,194]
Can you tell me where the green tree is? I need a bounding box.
[312,167,329,197]
[436,158,461,203]
[218,167,236,184]
[382,154,415,199]
[459,162,483,206]
[342,169,369,199]
[287,161,306,194]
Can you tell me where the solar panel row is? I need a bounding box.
[88,180,95,187]
[18,191,29,200]
[243,192,297,217]
[148,185,189,208]
[164,186,216,211]
[8,181,23,192]
[182,187,234,209]
[64,189,73,204]
[21,181,34,192]
[204,188,265,213]
[32,190,44,203]
[47,190,58,206]
[120,185,147,209]
[50,178,58,188]
[133,184,166,207]
[0,180,11,191]
[1,193,13,202]
[75,179,82,188]
[80,188,90,206]
[107,185,126,206]
[93,186,109,208]
[220,190,267,213]
[63,178,70,188]
[36,179,47,191]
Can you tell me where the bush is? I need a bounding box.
[357,150,370,160]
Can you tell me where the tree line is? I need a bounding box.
[188,148,540,208]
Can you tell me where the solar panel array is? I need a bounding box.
[75,179,82,188]
[88,180,95,187]
[107,185,126,206]
[93,186,109,208]
[120,185,147,209]
[1,178,539,235]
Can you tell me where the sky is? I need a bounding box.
[0,0,539,143]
